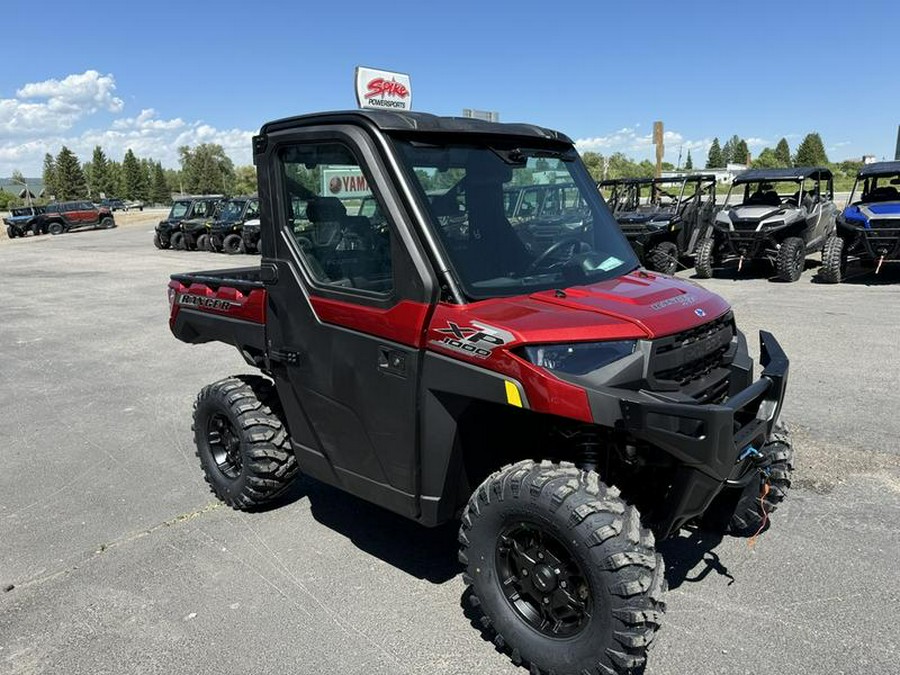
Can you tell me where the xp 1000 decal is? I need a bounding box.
[430,321,514,359]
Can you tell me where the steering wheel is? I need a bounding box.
[524,236,591,275]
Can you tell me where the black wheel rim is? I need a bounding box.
[207,413,243,479]
[495,522,593,638]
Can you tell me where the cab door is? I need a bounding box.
[260,127,436,518]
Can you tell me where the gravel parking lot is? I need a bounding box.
[1,219,898,675]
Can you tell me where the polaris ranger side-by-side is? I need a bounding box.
[153,195,223,250]
[696,167,837,282]
[820,161,900,282]
[167,111,793,675]
[208,196,261,253]
[610,175,718,275]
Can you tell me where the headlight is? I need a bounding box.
[521,340,636,375]
[761,220,785,229]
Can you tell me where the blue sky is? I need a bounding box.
[2,0,898,175]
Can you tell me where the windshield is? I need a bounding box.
[856,174,900,203]
[219,200,246,221]
[169,201,190,219]
[394,139,639,299]
[727,180,803,208]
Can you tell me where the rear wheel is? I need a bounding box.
[648,241,679,275]
[776,236,805,282]
[171,232,186,250]
[819,235,846,283]
[460,460,665,675]
[193,375,299,510]
[48,222,64,236]
[695,237,715,278]
[196,234,209,252]
[223,233,244,254]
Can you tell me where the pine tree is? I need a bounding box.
[151,162,169,204]
[793,133,829,167]
[91,146,114,198]
[42,153,58,200]
[736,139,749,165]
[706,138,724,168]
[774,138,791,167]
[55,146,87,200]
[123,149,145,201]
[684,151,693,171]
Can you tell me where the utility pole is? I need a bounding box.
[653,121,664,178]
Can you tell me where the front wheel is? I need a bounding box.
[101,216,116,229]
[6,226,16,239]
[460,460,665,675]
[819,235,846,283]
[694,237,716,278]
[223,233,244,254]
[776,236,806,282]
[648,241,679,275]
[170,232,186,250]
[701,422,793,537]
[193,375,300,510]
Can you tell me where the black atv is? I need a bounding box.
[612,175,718,275]
[696,167,837,282]
[208,196,260,253]
[154,195,223,250]
[4,205,46,238]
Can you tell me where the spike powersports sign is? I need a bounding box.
[355,66,412,111]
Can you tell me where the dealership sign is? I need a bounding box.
[355,66,412,111]
[322,166,370,198]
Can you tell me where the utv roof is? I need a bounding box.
[258,110,573,144]
[857,161,900,177]
[733,167,832,183]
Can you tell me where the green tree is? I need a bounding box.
[151,162,170,204]
[706,138,724,168]
[794,133,828,166]
[55,146,87,200]
[122,149,147,200]
[775,138,791,167]
[735,139,749,165]
[581,152,605,181]
[42,153,58,200]
[91,146,115,198]
[684,150,693,170]
[233,165,258,195]
[753,148,782,169]
[179,143,235,194]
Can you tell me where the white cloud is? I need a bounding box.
[575,127,711,165]
[0,72,255,174]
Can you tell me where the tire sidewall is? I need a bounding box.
[193,392,249,502]
[49,222,63,235]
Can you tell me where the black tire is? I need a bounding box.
[701,421,793,537]
[153,232,166,249]
[101,216,116,229]
[776,236,806,282]
[819,235,846,284]
[648,241,679,275]
[193,375,299,510]
[48,222,64,236]
[694,237,715,278]
[460,460,665,675]
[171,231,186,250]
[223,233,243,254]
[196,234,209,252]
[6,226,16,239]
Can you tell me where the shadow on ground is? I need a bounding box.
[264,476,462,584]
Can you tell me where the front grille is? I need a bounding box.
[651,312,735,403]
[730,219,759,231]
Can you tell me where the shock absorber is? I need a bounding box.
[575,426,602,474]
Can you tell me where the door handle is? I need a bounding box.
[378,347,407,376]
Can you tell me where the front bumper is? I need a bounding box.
[715,227,779,259]
[606,331,788,537]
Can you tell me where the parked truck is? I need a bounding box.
[167,110,793,675]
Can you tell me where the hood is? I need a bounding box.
[428,270,731,353]
[728,205,789,221]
